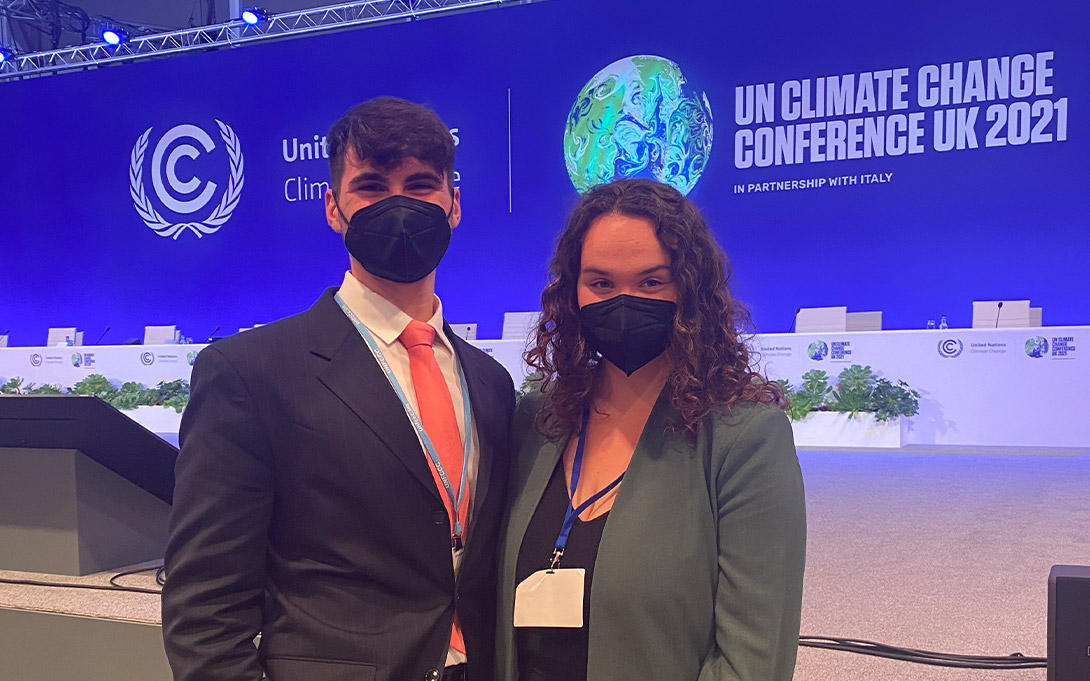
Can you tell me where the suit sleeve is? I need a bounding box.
[697,407,807,681]
[161,345,274,681]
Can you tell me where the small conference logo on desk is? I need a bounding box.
[807,341,829,361]
[70,352,96,368]
[1024,336,1049,358]
[29,353,43,367]
[187,351,199,366]
[1048,336,1076,359]
[140,351,156,366]
[129,120,245,241]
[937,339,963,358]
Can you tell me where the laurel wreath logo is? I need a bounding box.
[129,120,244,239]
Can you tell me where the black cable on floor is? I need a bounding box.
[0,564,164,595]
[800,635,1047,669]
[0,576,161,595]
[108,564,164,592]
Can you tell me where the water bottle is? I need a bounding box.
[926,320,936,330]
[65,335,73,346]
[939,315,949,330]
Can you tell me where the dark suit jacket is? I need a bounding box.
[162,288,515,681]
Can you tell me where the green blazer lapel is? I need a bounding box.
[498,421,569,681]
[506,432,566,566]
[585,386,677,677]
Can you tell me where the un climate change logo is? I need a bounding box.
[938,339,963,358]
[807,341,829,361]
[141,351,156,366]
[30,353,43,367]
[1025,336,1049,358]
[564,55,713,196]
[130,121,245,240]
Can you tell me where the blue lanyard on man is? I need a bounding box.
[334,292,472,551]
[549,409,625,570]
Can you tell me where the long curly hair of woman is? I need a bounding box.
[525,178,785,439]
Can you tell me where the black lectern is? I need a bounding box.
[0,395,177,575]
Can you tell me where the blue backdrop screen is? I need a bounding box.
[2,0,1087,342]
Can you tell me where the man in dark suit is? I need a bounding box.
[162,97,515,681]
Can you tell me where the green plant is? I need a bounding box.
[516,371,543,403]
[779,365,920,423]
[71,374,119,402]
[773,379,794,401]
[829,364,878,418]
[110,381,160,410]
[0,377,26,394]
[3,374,193,413]
[157,380,191,413]
[786,370,831,421]
[871,378,920,422]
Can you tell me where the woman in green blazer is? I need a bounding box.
[497,178,806,681]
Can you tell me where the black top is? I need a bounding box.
[515,459,609,681]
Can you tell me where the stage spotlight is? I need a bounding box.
[240,8,268,25]
[102,27,128,46]
[0,47,11,65]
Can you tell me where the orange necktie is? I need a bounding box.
[398,319,468,654]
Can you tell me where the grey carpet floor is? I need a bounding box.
[1,449,1086,680]
[795,449,1089,681]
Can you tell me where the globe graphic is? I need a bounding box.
[808,342,828,360]
[1025,337,1048,358]
[564,55,713,195]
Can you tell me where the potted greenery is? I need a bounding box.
[776,365,920,449]
[1,374,190,434]
[71,374,190,433]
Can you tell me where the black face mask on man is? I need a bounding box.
[579,294,677,376]
[338,194,453,284]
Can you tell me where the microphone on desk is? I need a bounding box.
[94,326,111,345]
[203,326,221,343]
[788,307,801,333]
[994,301,1004,329]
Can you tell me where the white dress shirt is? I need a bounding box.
[336,271,479,667]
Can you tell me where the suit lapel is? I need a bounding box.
[308,289,441,502]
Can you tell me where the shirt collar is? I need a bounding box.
[337,271,451,352]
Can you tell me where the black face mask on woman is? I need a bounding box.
[339,194,453,283]
[579,294,677,376]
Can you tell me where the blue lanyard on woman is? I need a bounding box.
[334,292,473,550]
[550,408,625,570]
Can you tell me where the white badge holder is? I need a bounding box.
[513,568,585,628]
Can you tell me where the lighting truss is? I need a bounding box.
[0,0,511,81]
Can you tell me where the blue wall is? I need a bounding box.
[1,0,1087,343]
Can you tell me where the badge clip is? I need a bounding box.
[548,548,564,572]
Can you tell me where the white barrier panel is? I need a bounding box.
[1,327,1085,449]
[752,326,1086,449]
